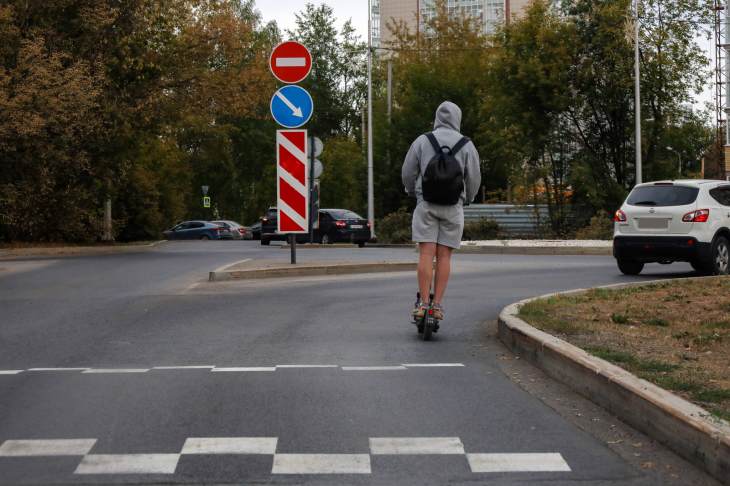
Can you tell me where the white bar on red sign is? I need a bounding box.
[276,130,309,234]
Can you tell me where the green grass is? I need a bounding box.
[611,313,629,324]
[702,319,730,329]
[644,318,669,327]
[584,346,678,373]
[694,389,730,403]
[518,301,583,335]
[692,333,723,346]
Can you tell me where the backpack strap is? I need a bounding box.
[451,136,471,156]
[425,132,442,154]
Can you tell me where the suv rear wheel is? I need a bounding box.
[617,258,644,276]
[712,236,730,275]
[261,236,270,246]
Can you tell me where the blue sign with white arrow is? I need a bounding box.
[270,85,313,129]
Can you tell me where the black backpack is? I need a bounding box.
[422,132,470,205]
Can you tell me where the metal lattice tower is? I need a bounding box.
[715,0,726,145]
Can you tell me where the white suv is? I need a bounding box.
[613,180,730,275]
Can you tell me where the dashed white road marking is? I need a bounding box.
[27,368,90,372]
[181,437,278,455]
[370,437,465,455]
[341,366,407,371]
[211,367,276,372]
[82,369,149,374]
[152,366,215,370]
[276,365,338,368]
[0,370,23,375]
[272,454,372,474]
[402,363,465,368]
[75,454,180,474]
[466,453,572,473]
[0,439,96,457]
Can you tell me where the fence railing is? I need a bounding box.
[464,204,551,237]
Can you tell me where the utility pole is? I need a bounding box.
[725,0,730,179]
[367,0,375,238]
[634,0,642,185]
[387,60,392,123]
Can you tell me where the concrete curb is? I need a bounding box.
[209,262,417,281]
[457,246,611,256]
[277,243,612,255]
[0,240,166,259]
[497,279,730,485]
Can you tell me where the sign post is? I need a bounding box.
[269,41,313,264]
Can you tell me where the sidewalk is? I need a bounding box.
[458,240,612,255]
[0,241,165,259]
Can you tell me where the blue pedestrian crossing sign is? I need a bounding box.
[270,85,313,129]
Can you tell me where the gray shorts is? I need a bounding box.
[412,201,464,249]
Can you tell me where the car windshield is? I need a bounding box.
[328,210,363,220]
[626,185,699,207]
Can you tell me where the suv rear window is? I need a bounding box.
[626,185,699,207]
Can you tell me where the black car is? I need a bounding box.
[260,207,370,247]
[317,209,370,247]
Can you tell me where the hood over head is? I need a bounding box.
[433,101,462,131]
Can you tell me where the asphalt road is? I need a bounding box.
[0,242,720,485]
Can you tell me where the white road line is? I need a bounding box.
[341,366,406,371]
[0,439,96,457]
[211,367,276,372]
[466,453,572,473]
[276,365,338,369]
[181,437,278,455]
[27,368,90,371]
[152,366,215,370]
[369,437,465,455]
[276,57,306,67]
[82,369,149,374]
[0,370,23,375]
[272,454,371,474]
[75,454,180,474]
[402,363,465,368]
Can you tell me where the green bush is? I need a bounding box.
[377,208,412,244]
[575,213,614,240]
[462,218,500,241]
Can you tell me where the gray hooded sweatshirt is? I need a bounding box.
[401,101,481,205]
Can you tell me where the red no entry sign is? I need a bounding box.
[269,41,312,84]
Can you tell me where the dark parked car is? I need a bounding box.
[317,209,370,247]
[163,221,229,240]
[260,208,370,247]
[249,221,261,240]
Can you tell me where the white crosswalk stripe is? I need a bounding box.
[181,437,278,455]
[211,367,276,372]
[272,454,372,474]
[341,366,407,371]
[82,369,149,374]
[0,439,96,456]
[75,454,180,474]
[370,437,465,455]
[467,453,572,473]
[0,437,571,476]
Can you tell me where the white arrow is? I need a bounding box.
[275,91,303,118]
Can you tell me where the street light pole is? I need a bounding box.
[367,0,375,239]
[634,0,642,185]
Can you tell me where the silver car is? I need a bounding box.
[212,220,247,240]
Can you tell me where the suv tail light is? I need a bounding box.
[335,221,347,228]
[682,209,709,223]
[613,210,627,222]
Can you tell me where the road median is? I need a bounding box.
[498,277,730,485]
[209,259,416,281]
[0,241,165,259]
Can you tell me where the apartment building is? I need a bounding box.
[372,0,533,47]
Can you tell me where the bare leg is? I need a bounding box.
[433,244,453,305]
[417,243,436,301]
